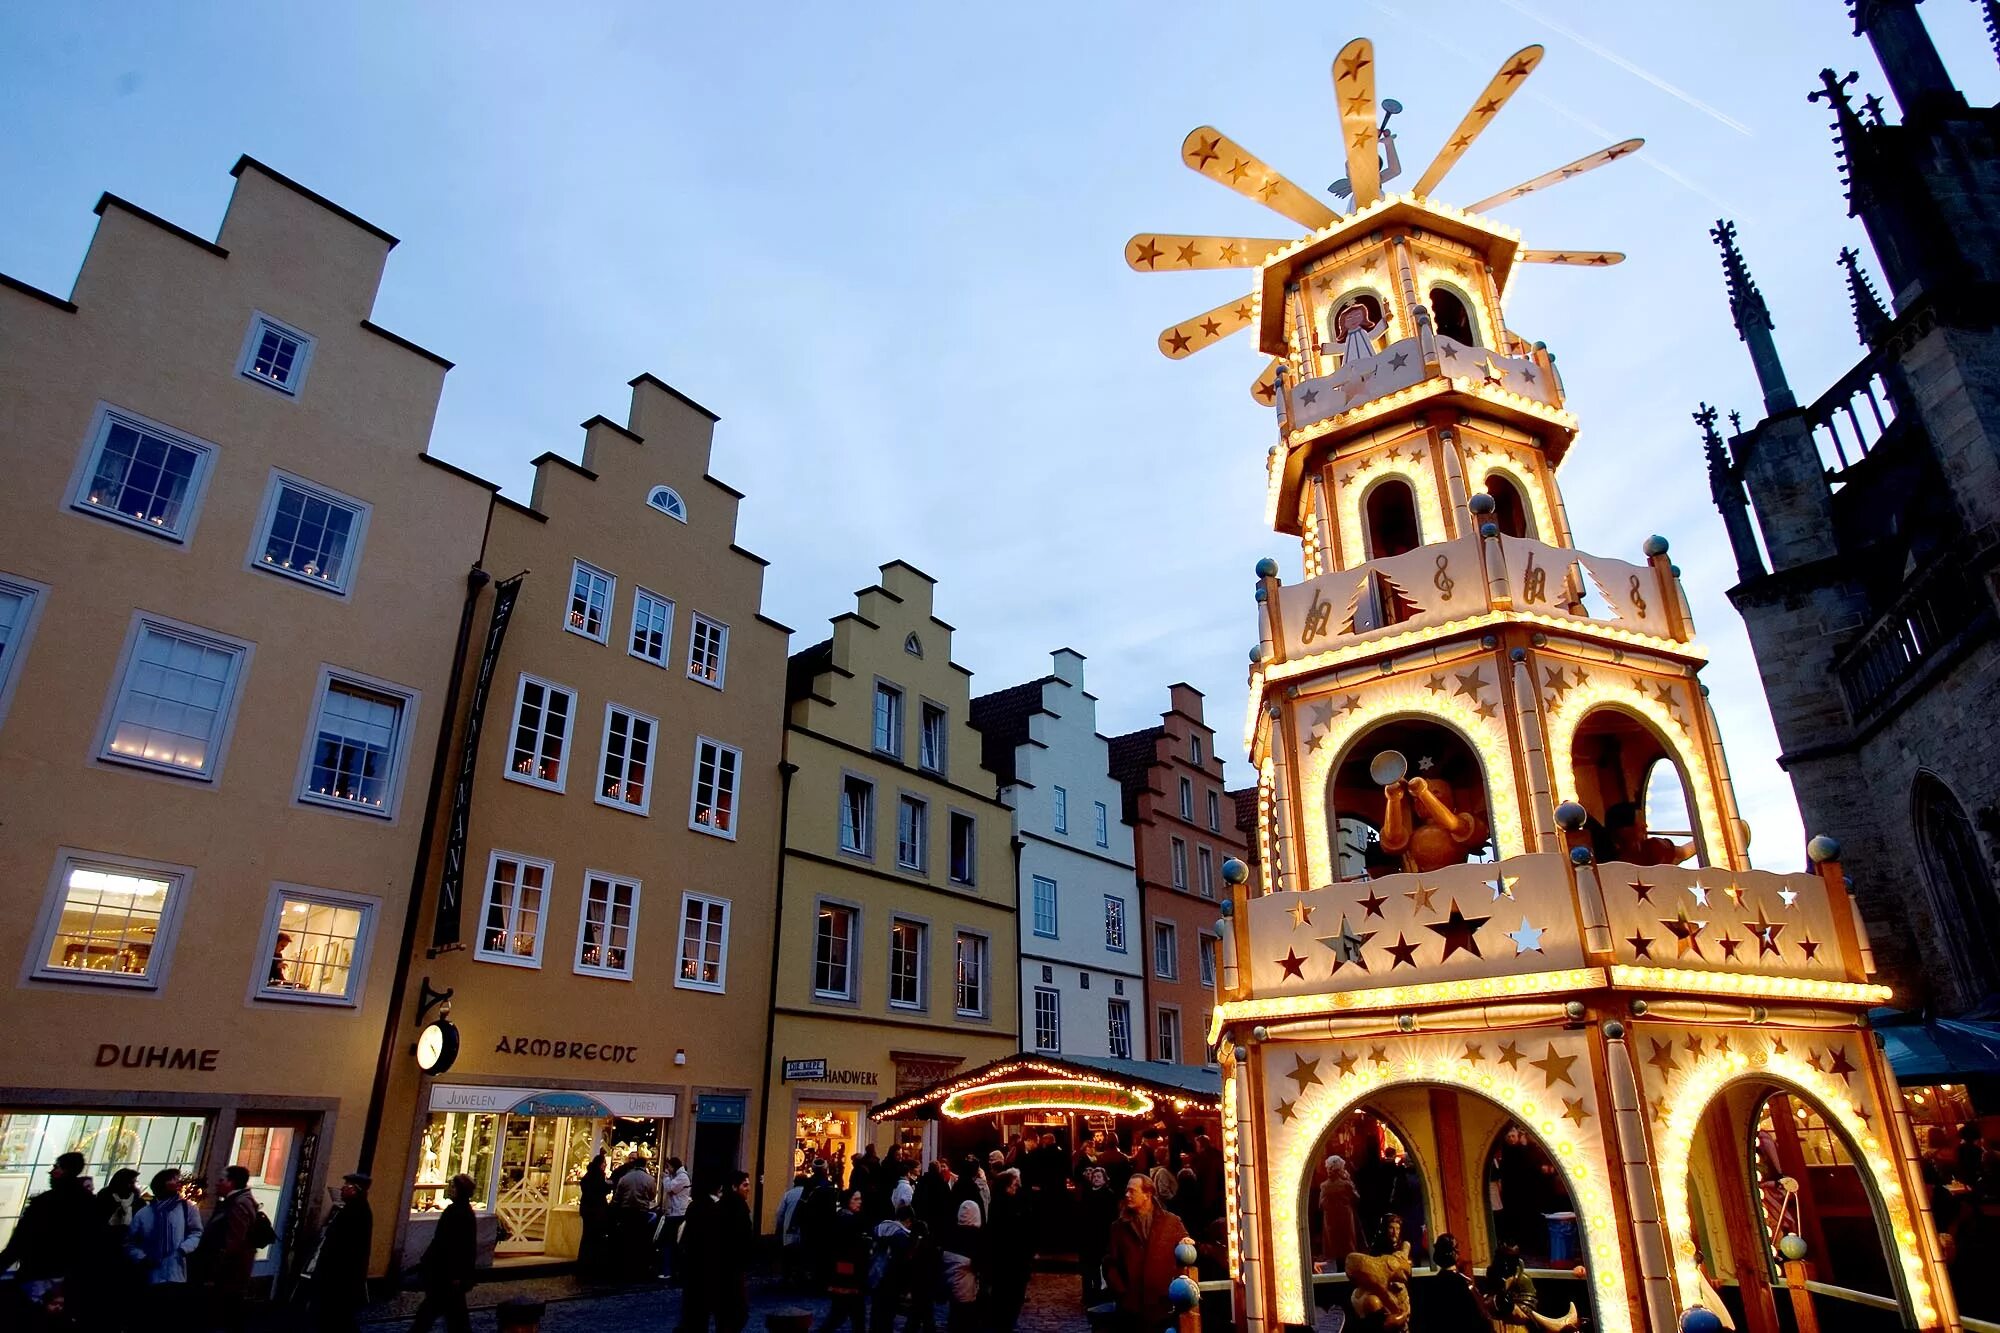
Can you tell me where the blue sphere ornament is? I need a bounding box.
[1569,845,1594,866]
[1554,800,1588,831]
[1679,1310,1725,1333]
[1480,521,1499,538]
[1222,858,1248,885]
[1256,557,1280,579]
[1643,534,1670,557]
[1468,492,1497,516]
[1167,1275,1199,1312]
[1174,1239,1200,1268]
[1806,834,1842,864]
[1777,1233,1809,1261]
[1254,584,1268,602]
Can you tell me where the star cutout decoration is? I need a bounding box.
[1474,699,1499,719]
[1224,157,1252,183]
[1496,1041,1523,1070]
[1276,948,1308,981]
[1653,682,1678,708]
[1687,881,1711,908]
[1473,97,1501,116]
[1683,1033,1705,1063]
[1650,1098,1670,1125]
[1475,355,1506,386]
[1424,673,1447,695]
[1199,317,1222,338]
[1441,342,1460,361]
[1332,1050,1359,1077]
[1544,665,1572,702]
[1771,1036,1788,1056]
[1188,135,1221,168]
[1357,887,1389,919]
[1424,899,1491,961]
[1333,693,1363,716]
[1286,900,1316,929]
[1306,700,1334,739]
[1463,1042,1486,1063]
[1747,905,1785,957]
[1337,50,1372,81]
[1562,1097,1592,1127]
[1384,933,1420,969]
[1216,240,1244,264]
[1318,915,1376,973]
[1388,350,1409,370]
[1175,241,1202,265]
[1804,1049,1825,1073]
[1300,387,1320,407]
[1487,875,1519,903]
[1712,1033,1732,1056]
[1777,886,1800,909]
[1287,1054,1323,1091]
[1660,908,1708,959]
[1232,301,1254,322]
[1368,1045,1391,1066]
[1274,1098,1298,1122]
[1416,755,1436,772]
[1797,933,1821,961]
[1131,237,1163,268]
[1452,668,1488,700]
[1165,329,1192,354]
[1722,882,1749,908]
[1628,878,1654,904]
[1626,931,1655,960]
[1716,933,1743,961]
[1404,883,1438,913]
[1529,1043,1578,1088]
[1521,367,1538,384]
[1507,917,1547,956]
[1646,1039,1679,1075]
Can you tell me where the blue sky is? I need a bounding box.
[5,2,1994,869]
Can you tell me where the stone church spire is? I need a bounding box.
[1711,219,1796,412]
[1839,244,1890,342]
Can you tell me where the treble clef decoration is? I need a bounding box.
[1434,553,1454,601]
[1628,574,1648,617]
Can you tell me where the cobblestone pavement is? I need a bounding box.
[344,1269,1097,1332]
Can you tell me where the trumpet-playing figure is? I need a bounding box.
[1378,771,1487,872]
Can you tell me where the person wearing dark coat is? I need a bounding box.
[819,1191,872,1333]
[0,1151,98,1303]
[307,1172,374,1332]
[1075,1166,1119,1310]
[1418,1235,1491,1333]
[410,1173,477,1333]
[199,1164,263,1333]
[577,1151,612,1273]
[708,1172,755,1333]
[677,1180,724,1333]
[1103,1174,1189,1333]
[984,1171,1034,1332]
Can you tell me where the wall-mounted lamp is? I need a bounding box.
[674,1049,687,1066]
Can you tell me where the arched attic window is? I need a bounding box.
[1912,772,2000,999]
[647,486,688,522]
[1364,478,1420,559]
[1429,287,1477,346]
[1484,473,1532,539]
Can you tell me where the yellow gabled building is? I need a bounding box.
[757,561,1018,1227]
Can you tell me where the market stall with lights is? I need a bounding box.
[1115,32,1959,1333]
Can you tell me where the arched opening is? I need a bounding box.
[1363,478,1421,560]
[1327,717,1494,879]
[1329,291,1388,369]
[1484,471,1533,539]
[1570,707,1705,867]
[1306,1105,1433,1270]
[1482,1120,1578,1267]
[1911,771,2000,1002]
[1748,1089,1903,1322]
[1430,286,1477,346]
[646,485,687,521]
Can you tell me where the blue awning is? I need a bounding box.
[509,1090,614,1117]
[1870,1008,2000,1083]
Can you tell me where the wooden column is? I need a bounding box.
[1702,1102,1782,1333]
[1428,1087,1470,1245]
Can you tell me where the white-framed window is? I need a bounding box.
[256,884,375,1004]
[98,614,250,781]
[1156,1006,1182,1063]
[873,682,904,757]
[897,794,928,871]
[690,737,741,837]
[948,812,976,885]
[955,931,989,1017]
[840,774,875,856]
[888,917,927,1010]
[476,851,552,967]
[814,901,857,999]
[566,560,615,643]
[1191,734,1204,765]
[629,589,675,666]
[1198,846,1215,899]
[919,702,947,773]
[1200,933,1219,988]
[249,471,368,596]
[646,485,687,521]
[1207,790,1222,833]
[1179,777,1194,820]
[1094,801,1109,848]
[1032,876,1059,938]
[238,311,314,395]
[1170,837,1189,890]
[70,405,218,543]
[31,850,192,989]
[1104,895,1127,953]
[1053,785,1068,834]
[677,893,730,992]
[688,614,728,688]
[1107,998,1133,1059]
[0,573,50,732]
[574,873,639,980]
[297,668,416,818]
[505,674,574,792]
[596,704,656,815]
[1033,987,1062,1053]
[1153,920,1179,979]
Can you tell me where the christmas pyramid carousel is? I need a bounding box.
[1126,37,1958,1333]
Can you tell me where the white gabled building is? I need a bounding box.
[970,649,1145,1060]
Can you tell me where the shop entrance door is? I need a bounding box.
[228,1115,315,1282]
[494,1114,606,1256]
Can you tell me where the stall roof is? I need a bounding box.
[1871,1007,2000,1083]
[870,1052,1222,1120]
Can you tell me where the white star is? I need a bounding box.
[1417,756,1436,772]
[1688,881,1710,908]
[1778,886,1800,909]
[1507,917,1546,955]
[1487,875,1519,902]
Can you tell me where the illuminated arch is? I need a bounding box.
[1544,695,1728,870]
[1264,1044,1632,1333]
[1298,701,1523,889]
[1653,1048,1941,1327]
[1360,474,1422,557]
[1460,446,1557,542]
[1334,450,1447,569]
[1428,279,1482,347]
[1319,283,1395,351]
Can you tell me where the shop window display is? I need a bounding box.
[0,1111,206,1237]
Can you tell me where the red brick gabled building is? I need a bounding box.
[1106,683,1248,1065]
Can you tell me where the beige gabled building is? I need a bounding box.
[758,563,1018,1227]
[374,375,790,1268]
[0,160,491,1281]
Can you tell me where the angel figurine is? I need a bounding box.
[1332,300,1386,368]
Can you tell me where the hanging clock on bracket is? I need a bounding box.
[416,1015,460,1076]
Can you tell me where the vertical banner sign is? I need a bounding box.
[432,574,525,951]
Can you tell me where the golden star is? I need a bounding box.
[1462,1042,1485,1063]
[1338,52,1372,82]
[1131,238,1163,268]
[1474,98,1501,116]
[1496,1041,1523,1069]
[1529,1043,1578,1088]
[1164,329,1192,355]
[1286,1053,1322,1091]
[1199,317,1222,338]
[1225,158,1252,183]
[1273,1097,1297,1122]
[1189,135,1221,169]
[1174,241,1201,265]
[1453,668,1487,699]
[1646,1039,1679,1075]
[1500,59,1533,81]
[1216,241,1244,264]
[1562,1097,1591,1126]
[1332,1049,1359,1077]
[1232,302,1253,322]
